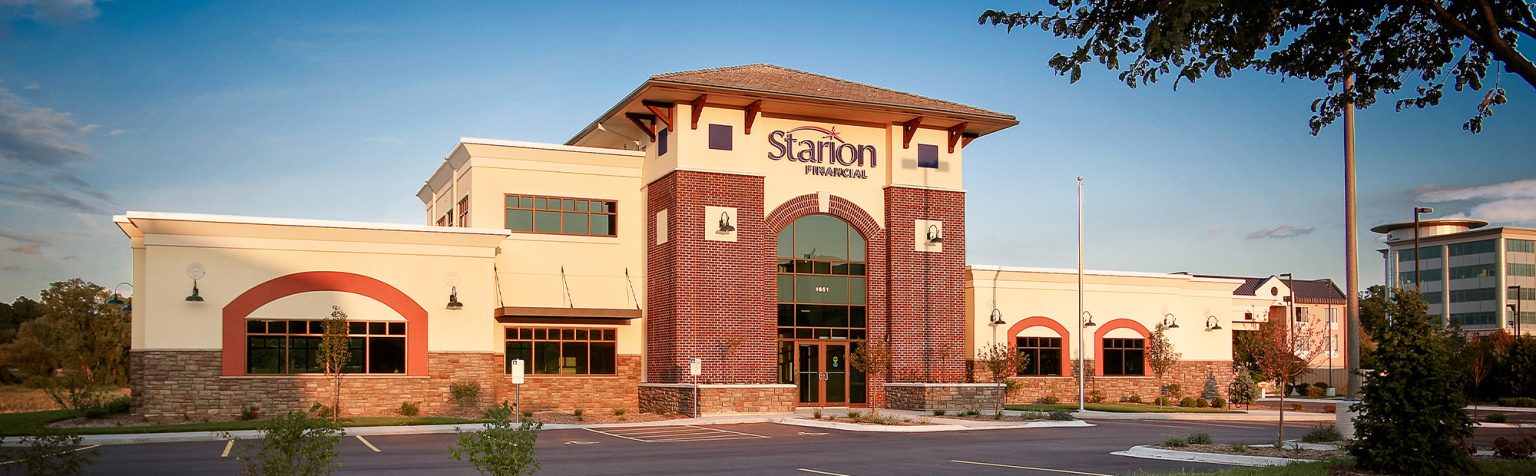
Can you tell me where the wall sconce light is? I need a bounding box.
[1205,315,1222,331]
[1081,311,1096,327]
[717,211,735,234]
[445,273,463,310]
[446,286,463,310]
[185,264,205,302]
[989,308,1005,326]
[107,282,132,312]
[926,224,943,244]
[1162,313,1180,329]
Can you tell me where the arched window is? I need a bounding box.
[775,214,867,339]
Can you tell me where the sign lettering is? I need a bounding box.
[767,126,876,179]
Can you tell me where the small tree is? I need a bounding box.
[15,429,96,475]
[226,411,343,476]
[451,400,541,476]
[1200,370,1220,401]
[317,306,351,422]
[849,337,893,412]
[976,342,1025,416]
[1146,323,1181,406]
[1250,307,1327,445]
[1350,289,1474,474]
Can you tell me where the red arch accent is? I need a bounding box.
[1093,318,1150,376]
[765,193,881,240]
[1006,317,1070,376]
[222,271,429,376]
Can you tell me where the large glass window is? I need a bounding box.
[1102,338,1145,376]
[1015,337,1062,376]
[776,214,867,341]
[504,327,617,375]
[1448,240,1496,256]
[504,194,616,237]
[245,319,405,374]
[1509,239,1535,253]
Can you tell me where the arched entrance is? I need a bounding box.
[776,214,868,406]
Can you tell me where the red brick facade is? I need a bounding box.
[884,186,968,383]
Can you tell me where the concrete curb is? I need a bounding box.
[777,417,1091,433]
[1073,410,1335,422]
[1474,422,1536,429]
[1112,445,1314,467]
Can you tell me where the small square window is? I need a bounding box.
[658,128,670,156]
[918,144,939,169]
[708,124,733,150]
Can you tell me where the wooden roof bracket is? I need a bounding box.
[689,95,708,130]
[744,100,762,135]
[946,122,969,153]
[961,133,979,149]
[642,100,675,130]
[901,117,923,149]
[625,113,657,142]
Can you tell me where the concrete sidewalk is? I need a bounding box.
[1074,409,1336,422]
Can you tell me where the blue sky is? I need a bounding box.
[1,0,1533,300]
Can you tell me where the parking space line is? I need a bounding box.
[355,435,381,453]
[0,445,100,467]
[220,440,233,458]
[951,459,1110,476]
[797,468,850,476]
[585,428,648,442]
[603,428,714,436]
[644,435,761,442]
[687,425,768,438]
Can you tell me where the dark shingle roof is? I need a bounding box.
[651,64,1014,121]
[1196,275,1346,304]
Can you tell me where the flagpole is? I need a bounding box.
[1077,176,1086,412]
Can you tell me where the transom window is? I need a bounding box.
[246,319,405,374]
[1015,337,1062,376]
[505,327,617,375]
[504,194,617,237]
[1102,338,1145,376]
[776,214,867,341]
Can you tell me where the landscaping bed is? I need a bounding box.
[1006,402,1241,414]
[526,410,683,425]
[1155,442,1340,460]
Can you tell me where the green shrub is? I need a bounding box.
[1035,395,1060,404]
[1163,384,1182,399]
[1485,412,1509,423]
[81,395,132,419]
[1018,411,1047,419]
[1229,443,1248,453]
[1195,398,1209,408]
[308,402,335,421]
[1313,381,1330,390]
[1187,432,1213,444]
[1492,436,1536,459]
[1497,397,1536,407]
[572,408,584,421]
[449,380,481,409]
[1163,436,1188,447]
[1047,411,1074,421]
[932,409,947,416]
[226,411,342,476]
[1088,389,1105,403]
[1211,396,1227,408]
[611,408,625,417]
[1302,426,1342,443]
[398,401,420,417]
[1153,396,1170,406]
[1179,397,1197,408]
[14,429,96,476]
[847,411,861,419]
[450,401,541,476]
[1122,394,1142,404]
[1306,385,1325,398]
[812,408,822,419]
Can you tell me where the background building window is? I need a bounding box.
[504,194,617,237]
[457,197,469,227]
[245,319,404,374]
[505,327,617,375]
[1102,338,1145,376]
[1015,336,1062,376]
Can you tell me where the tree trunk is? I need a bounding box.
[1277,379,1287,446]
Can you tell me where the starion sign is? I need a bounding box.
[767,126,876,179]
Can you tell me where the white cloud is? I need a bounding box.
[1415,179,1536,225]
[1246,225,1315,240]
[0,87,113,213]
[77,123,97,134]
[108,128,125,137]
[22,82,40,90]
[0,0,101,24]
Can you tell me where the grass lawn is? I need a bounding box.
[0,411,481,436]
[1007,403,1242,414]
[1137,458,1536,475]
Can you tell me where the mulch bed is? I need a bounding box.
[1156,442,1342,460]
[936,414,1049,422]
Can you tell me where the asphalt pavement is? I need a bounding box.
[50,419,1335,476]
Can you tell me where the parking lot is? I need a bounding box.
[23,419,1351,475]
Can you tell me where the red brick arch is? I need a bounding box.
[1093,318,1150,376]
[1006,317,1071,376]
[222,271,428,376]
[765,194,881,240]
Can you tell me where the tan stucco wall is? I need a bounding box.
[967,267,1241,362]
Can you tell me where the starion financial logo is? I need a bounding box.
[767,126,877,179]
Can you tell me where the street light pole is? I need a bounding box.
[1281,272,1295,395]
[1077,176,1086,413]
[1512,285,1524,337]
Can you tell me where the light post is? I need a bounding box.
[1413,207,1433,292]
[1076,176,1086,412]
[1281,273,1296,395]
[1512,285,1524,337]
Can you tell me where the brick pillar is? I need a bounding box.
[884,186,967,383]
[647,170,775,384]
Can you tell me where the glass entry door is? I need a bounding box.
[795,342,853,406]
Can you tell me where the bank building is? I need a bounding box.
[118,65,1245,418]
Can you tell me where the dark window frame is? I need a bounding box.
[245,319,406,375]
[1101,337,1146,376]
[456,196,470,227]
[503,193,618,237]
[775,214,869,341]
[1014,336,1063,376]
[504,327,618,376]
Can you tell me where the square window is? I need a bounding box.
[708,124,733,150]
[918,144,939,169]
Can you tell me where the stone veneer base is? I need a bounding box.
[638,383,796,415]
[883,383,1004,411]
